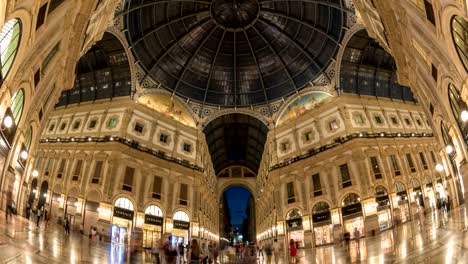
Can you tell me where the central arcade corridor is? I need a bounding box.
[1,206,468,263]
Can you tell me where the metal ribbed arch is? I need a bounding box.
[124,0,346,107]
[56,32,132,106]
[203,113,268,175]
[340,29,415,101]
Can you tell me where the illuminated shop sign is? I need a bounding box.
[341,203,362,216]
[113,206,134,220]
[145,214,163,226]
[173,220,190,230]
[312,211,331,223]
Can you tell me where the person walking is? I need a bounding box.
[189,239,201,264]
[272,239,281,264]
[258,241,264,260]
[36,207,42,228]
[289,239,297,264]
[265,242,273,264]
[64,217,70,235]
[178,242,185,264]
[212,243,218,264]
[5,190,13,223]
[163,236,178,264]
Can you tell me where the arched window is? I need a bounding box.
[412,178,421,189]
[375,186,388,196]
[312,202,330,215]
[286,208,302,220]
[451,16,468,72]
[395,182,406,193]
[145,205,163,217]
[441,122,456,156]
[24,126,32,150]
[114,197,134,211]
[173,211,189,222]
[448,84,468,141]
[10,88,24,125]
[342,193,360,206]
[0,18,21,80]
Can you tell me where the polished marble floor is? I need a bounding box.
[1,206,468,263]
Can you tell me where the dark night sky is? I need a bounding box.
[224,186,251,226]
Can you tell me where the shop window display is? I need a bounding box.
[375,186,392,230]
[341,193,364,239]
[286,209,304,248]
[312,202,333,246]
[112,197,134,245]
[143,205,163,249]
[395,182,410,223]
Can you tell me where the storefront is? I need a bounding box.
[375,186,392,231]
[341,193,364,239]
[435,173,447,200]
[411,178,424,208]
[65,196,78,225]
[311,202,333,246]
[26,178,37,218]
[286,209,304,248]
[395,182,410,223]
[423,176,436,209]
[37,181,49,210]
[143,205,164,249]
[83,201,99,237]
[111,197,134,245]
[172,211,190,247]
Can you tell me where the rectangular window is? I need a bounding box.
[431,64,438,81]
[152,176,162,200]
[134,123,144,133]
[48,0,65,14]
[88,119,97,129]
[419,152,428,169]
[328,120,338,130]
[45,159,54,176]
[107,118,118,128]
[430,151,437,163]
[42,42,60,71]
[404,118,411,126]
[287,182,295,203]
[374,116,382,124]
[57,158,66,178]
[159,134,168,143]
[183,143,191,153]
[340,164,352,188]
[304,131,313,141]
[72,160,83,181]
[122,166,134,192]
[280,142,289,152]
[355,114,364,125]
[391,117,398,125]
[91,161,103,184]
[34,69,41,88]
[424,0,436,26]
[370,157,382,179]
[36,4,48,30]
[312,173,322,197]
[390,155,401,176]
[406,154,416,173]
[179,183,188,205]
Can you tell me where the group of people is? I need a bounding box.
[151,236,219,264]
[25,203,50,229]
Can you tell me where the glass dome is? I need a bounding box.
[124,0,346,107]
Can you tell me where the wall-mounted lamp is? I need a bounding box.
[446,145,454,154]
